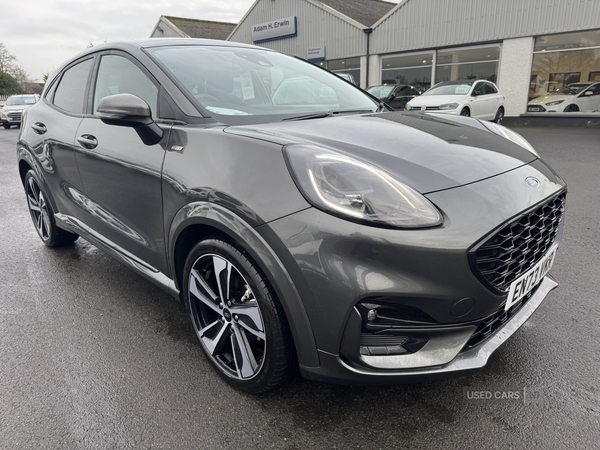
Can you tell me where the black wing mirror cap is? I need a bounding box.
[97,93,163,145]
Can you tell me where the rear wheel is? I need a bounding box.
[460,107,470,117]
[494,107,505,124]
[183,238,293,394]
[24,170,78,246]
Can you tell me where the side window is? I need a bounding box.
[52,59,93,114]
[483,83,498,95]
[472,83,484,96]
[93,55,158,118]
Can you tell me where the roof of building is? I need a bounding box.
[163,16,237,40]
[318,0,396,27]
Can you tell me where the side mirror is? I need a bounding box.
[97,93,163,146]
[583,90,593,96]
[388,93,396,100]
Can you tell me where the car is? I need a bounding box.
[335,73,357,85]
[527,82,600,113]
[405,80,505,123]
[18,39,566,394]
[366,84,421,110]
[528,81,573,102]
[2,94,39,129]
[0,101,5,125]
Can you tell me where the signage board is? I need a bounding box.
[307,46,326,61]
[252,16,297,43]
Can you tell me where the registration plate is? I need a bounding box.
[505,244,558,311]
[529,107,541,112]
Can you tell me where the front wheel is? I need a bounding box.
[2,123,10,129]
[24,170,79,246]
[183,238,293,394]
[494,107,505,124]
[564,104,579,112]
[460,107,470,117]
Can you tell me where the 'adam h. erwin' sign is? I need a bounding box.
[252,16,297,43]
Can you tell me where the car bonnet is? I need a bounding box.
[224,111,537,194]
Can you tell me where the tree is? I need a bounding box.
[0,71,21,95]
[0,43,16,73]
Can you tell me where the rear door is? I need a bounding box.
[75,51,171,274]
[23,57,94,224]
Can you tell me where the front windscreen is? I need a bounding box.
[422,81,475,96]
[6,96,37,106]
[366,86,394,99]
[147,45,377,122]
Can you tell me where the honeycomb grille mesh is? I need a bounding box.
[473,192,565,292]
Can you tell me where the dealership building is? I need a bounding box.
[151,0,600,118]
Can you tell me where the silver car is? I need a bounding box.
[2,94,39,129]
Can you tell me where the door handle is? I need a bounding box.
[77,134,98,150]
[31,122,47,135]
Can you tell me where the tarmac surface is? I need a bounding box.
[1,124,599,449]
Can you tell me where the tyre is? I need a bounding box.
[183,238,293,394]
[494,107,504,124]
[565,104,579,112]
[460,107,470,117]
[24,170,79,247]
[3,123,10,129]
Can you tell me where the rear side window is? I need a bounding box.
[93,55,158,118]
[482,83,498,95]
[52,59,93,114]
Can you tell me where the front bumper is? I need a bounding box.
[300,276,557,384]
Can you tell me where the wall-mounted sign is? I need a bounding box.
[252,16,297,43]
[307,46,326,61]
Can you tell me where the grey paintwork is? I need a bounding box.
[16,39,566,384]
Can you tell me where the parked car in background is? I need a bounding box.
[18,39,565,394]
[366,84,421,110]
[335,73,357,85]
[2,94,40,129]
[528,82,600,113]
[0,101,5,125]
[405,80,505,123]
[528,81,573,102]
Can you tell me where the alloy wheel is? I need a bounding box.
[188,253,266,380]
[26,176,51,241]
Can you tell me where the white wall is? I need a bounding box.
[497,37,535,117]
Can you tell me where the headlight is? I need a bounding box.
[545,100,565,106]
[483,122,539,157]
[439,103,459,110]
[284,145,443,228]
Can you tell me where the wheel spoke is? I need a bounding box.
[189,269,221,314]
[41,213,51,238]
[237,320,266,341]
[201,321,230,356]
[232,323,258,378]
[36,213,43,232]
[212,256,232,302]
[231,303,264,333]
[27,178,39,202]
[28,195,40,211]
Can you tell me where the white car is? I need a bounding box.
[527,82,600,113]
[405,80,505,123]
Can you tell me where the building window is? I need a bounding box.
[435,45,500,84]
[326,57,361,86]
[381,52,433,91]
[529,29,600,113]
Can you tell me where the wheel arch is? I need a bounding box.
[168,201,320,368]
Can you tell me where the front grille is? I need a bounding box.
[473,192,565,292]
[425,106,441,110]
[7,112,22,121]
[465,279,542,348]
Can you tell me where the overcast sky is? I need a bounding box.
[3,0,402,82]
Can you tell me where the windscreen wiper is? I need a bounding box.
[282,109,375,121]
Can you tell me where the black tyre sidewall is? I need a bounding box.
[183,238,292,394]
[461,107,470,116]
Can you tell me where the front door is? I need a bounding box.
[75,52,170,274]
